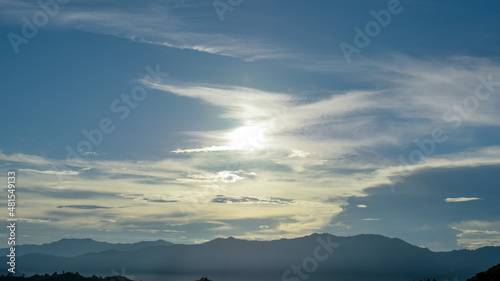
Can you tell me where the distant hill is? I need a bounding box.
[0,238,172,257]
[1,234,499,281]
[468,263,500,281]
[0,272,133,281]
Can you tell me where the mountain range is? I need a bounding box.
[2,234,499,281]
[0,238,172,257]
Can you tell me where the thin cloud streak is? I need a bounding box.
[445,197,483,203]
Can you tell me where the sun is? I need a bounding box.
[229,125,267,150]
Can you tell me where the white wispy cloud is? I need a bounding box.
[288,149,311,158]
[0,1,287,61]
[144,55,500,162]
[0,151,55,166]
[445,197,483,203]
[19,168,80,176]
[144,81,293,120]
[171,146,237,153]
[178,170,252,184]
[451,220,500,249]
[2,50,500,246]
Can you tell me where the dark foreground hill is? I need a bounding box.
[2,234,499,281]
[467,263,500,281]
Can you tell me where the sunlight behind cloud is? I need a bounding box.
[228,125,267,150]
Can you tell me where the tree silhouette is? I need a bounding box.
[196,278,212,281]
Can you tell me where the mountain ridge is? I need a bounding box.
[1,238,173,257]
[2,234,499,281]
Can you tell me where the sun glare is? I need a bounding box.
[229,126,267,150]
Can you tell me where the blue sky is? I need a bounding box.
[1,0,500,251]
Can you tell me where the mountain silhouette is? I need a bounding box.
[0,238,172,257]
[0,272,133,281]
[2,234,499,281]
[467,262,500,281]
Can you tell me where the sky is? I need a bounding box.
[0,0,500,251]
